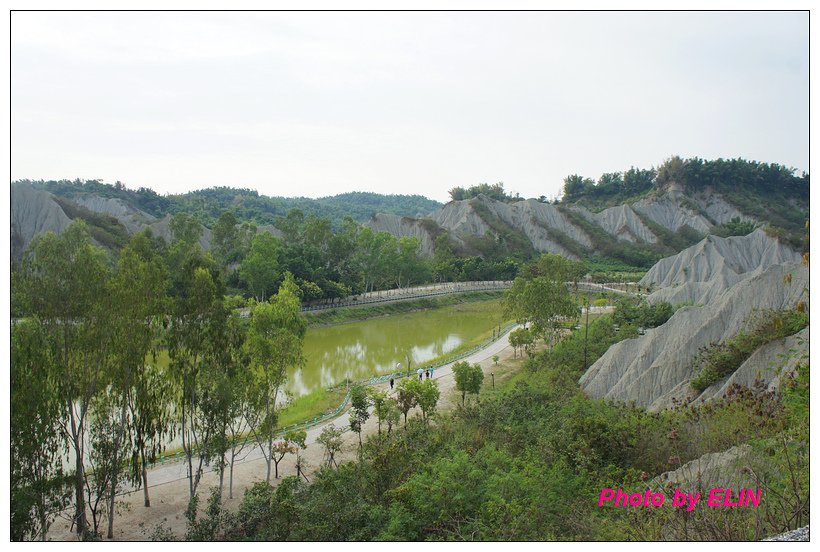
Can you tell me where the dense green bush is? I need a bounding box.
[690,309,808,392]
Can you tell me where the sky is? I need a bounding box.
[10,11,809,203]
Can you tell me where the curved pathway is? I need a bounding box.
[121,324,521,490]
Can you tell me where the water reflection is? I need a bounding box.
[286,305,500,396]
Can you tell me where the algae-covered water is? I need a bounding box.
[287,300,505,396]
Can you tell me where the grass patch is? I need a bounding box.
[277,386,350,429]
[52,196,131,250]
[690,309,808,392]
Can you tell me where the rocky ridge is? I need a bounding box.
[367,188,760,259]
[579,239,807,410]
[639,229,801,305]
[11,184,73,259]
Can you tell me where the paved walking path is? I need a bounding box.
[127,324,521,490]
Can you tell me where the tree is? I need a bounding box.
[416,379,441,422]
[715,216,758,237]
[452,361,484,405]
[383,398,401,435]
[211,210,240,267]
[240,232,281,302]
[14,221,112,539]
[562,174,593,200]
[285,430,309,481]
[219,311,254,500]
[317,426,344,469]
[128,359,175,508]
[118,231,174,510]
[169,212,203,249]
[104,231,169,537]
[11,319,71,541]
[85,392,128,537]
[369,388,389,435]
[506,255,581,352]
[270,440,297,480]
[509,327,535,358]
[168,254,227,499]
[396,378,420,426]
[394,236,427,288]
[349,384,371,452]
[200,307,248,502]
[247,273,306,484]
[433,234,457,282]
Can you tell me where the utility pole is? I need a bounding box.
[583,296,590,372]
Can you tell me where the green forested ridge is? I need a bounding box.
[559,157,808,250]
[19,179,442,227]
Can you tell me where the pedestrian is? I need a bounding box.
[429,367,434,378]
[389,377,394,390]
[417,367,423,381]
[425,369,430,379]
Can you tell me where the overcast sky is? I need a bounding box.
[11,11,808,203]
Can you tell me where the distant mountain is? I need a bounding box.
[17,180,442,228]
[368,157,808,269]
[11,158,808,271]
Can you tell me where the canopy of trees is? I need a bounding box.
[448,182,520,203]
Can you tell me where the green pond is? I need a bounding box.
[286,300,505,397]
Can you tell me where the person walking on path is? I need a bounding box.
[429,367,434,379]
[389,377,395,390]
[417,367,423,381]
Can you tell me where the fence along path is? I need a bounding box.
[236,280,513,318]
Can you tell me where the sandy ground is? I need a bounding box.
[48,325,524,541]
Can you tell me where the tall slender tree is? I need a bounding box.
[15,221,112,539]
[11,319,71,541]
[104,231,169,537]
[247,273,307,484]
[168,252,227,499]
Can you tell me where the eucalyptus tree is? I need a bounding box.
[103,230,169,537]
[349,384,370,453]
[368,388,389,435]
[203,307,248,501]
[167,251,228,499]
[383,398,401,435]
[14,221,113,539]
[220,303,254,500]
[11,318,71,541]
[85,392,127,538]
[247,273,307,484]
[128,358,175,508]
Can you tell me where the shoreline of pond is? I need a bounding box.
[301,289,507,327]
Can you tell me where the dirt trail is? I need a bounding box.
[48,326,522,541]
